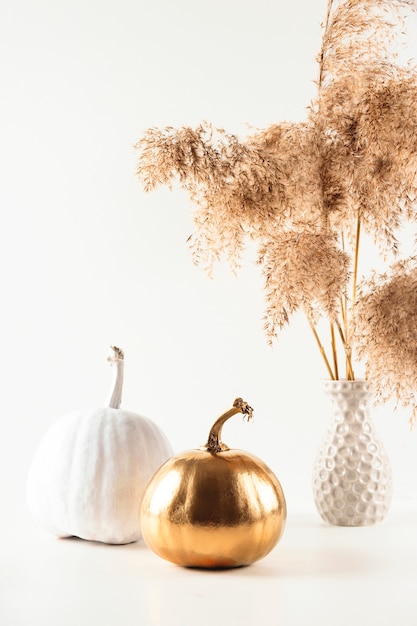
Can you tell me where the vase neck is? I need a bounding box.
[322,379,372,411]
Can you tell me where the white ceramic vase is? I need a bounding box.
[312,379,393,526]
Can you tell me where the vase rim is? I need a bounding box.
[321,378,372,392]
[321,378,368,383]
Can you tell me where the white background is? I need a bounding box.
[2,0,417,523]
[1,1,417,624]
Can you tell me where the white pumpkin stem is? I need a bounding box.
[107,346,124,409]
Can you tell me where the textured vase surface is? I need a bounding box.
[313,379,392,526]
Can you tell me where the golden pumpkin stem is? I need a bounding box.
[107,346,125,409]
[205,398,254,453]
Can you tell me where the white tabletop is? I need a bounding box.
[3,499,417,626]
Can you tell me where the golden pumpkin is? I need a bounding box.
[139,398,286,568]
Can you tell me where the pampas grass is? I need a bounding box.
[136,0,417,423]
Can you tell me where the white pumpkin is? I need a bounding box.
[26,346,173,544]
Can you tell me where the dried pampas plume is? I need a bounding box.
[260,231,350,338]
[135,0,417,423]
[354,259,417,424]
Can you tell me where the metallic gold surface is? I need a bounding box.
[139,399,286,568]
